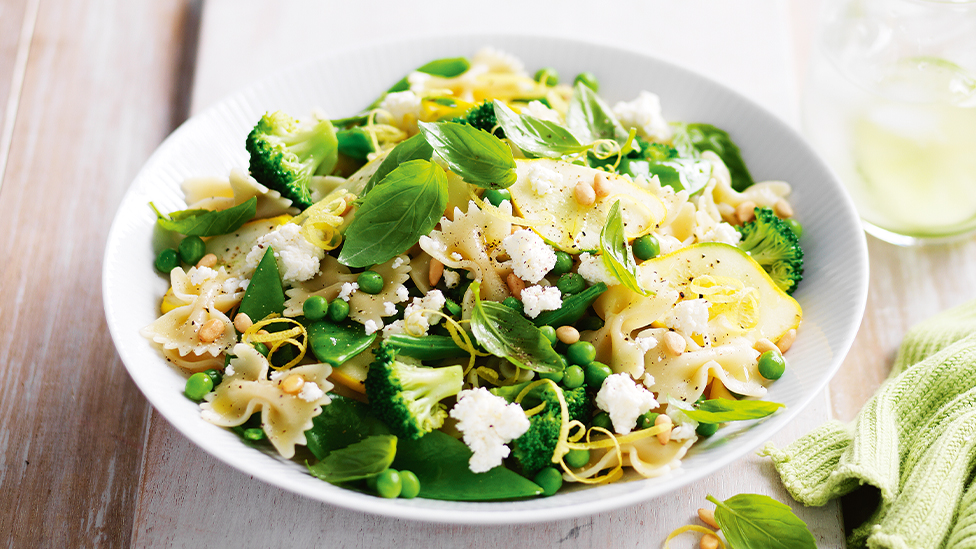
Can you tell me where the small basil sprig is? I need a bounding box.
[151,196,256,236]
[306,434,397,484]
[360,133,433,200]
[339,159,447,268]
[566,82,628,145]
[599,201,649,296]
[469,281,564,373]
[706,493,817,549]
[684,399,785,423]
[492,100,589,158]
[672,122,755,191]
[418,121,517,190]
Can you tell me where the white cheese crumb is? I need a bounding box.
[298,381,326,403]
[406,71,432,94]
[656,234,684,255]
[382,301,397,317]
[612,91,671,141]
[595,374,659,435]
[641,373,656,390]
[337,282,359,302]
[443,270,461,288]
[378,90,422,129]
[523,100,561,123]
[451,252,463,261]
[699,221,742,246]
[382,289,446,337]
[270,369,288,382]
[395,285,410,302]
[520,285,562,319]
[635,336,657,353]
[502,229,557,284]
[449,387,531,473]
[224,364,236,377]
[222,276,245,294]
[524,163,562,196]
[363,319,381,335]
[577,252,618,286]
[243,223,325,283]
[667,400,700,442]
[392,256,405,269]
[666,299,710,336]
[188,266,218,286]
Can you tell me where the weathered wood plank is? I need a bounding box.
[0,0,36,193]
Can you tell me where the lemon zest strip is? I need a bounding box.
[663,525,725,549]
[241,316,308,370]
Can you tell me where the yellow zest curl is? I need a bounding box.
[291,190,347,250]
[241,316,308,370]
[663,525,725,549]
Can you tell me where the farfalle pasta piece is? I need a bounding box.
[160,346,224,373]
[167,266,244,313]
[644,342,764,403]
[347,254,412,329]
[201,343,333,459]
[283,255,357,317]
[571,434,695,480]
[205,215,293,279]
[182,168,300,219]
[140,275,236,357]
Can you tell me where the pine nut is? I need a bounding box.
[574,181,596,206]
[280,374,305,395]
[196,253,218,268]
[754,338,777,354]
[257,329,269,336]
[233,313,253,333]
[198,318,225,343]
[736,200,757,224]
[774,199,794,219]
[777,328,797,354]
[506,273,526,299]
[663,332,686,356]
[556,326,580,344]
[593,172,612,198]
[700,534,720,549]
[655,413,672,445]
[698,508,720,529]
[429,258,444,287]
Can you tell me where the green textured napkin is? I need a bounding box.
[762,299,976,549]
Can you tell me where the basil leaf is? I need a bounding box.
[707,494,817,549]
[306,434,397,484]
[628,157,713,194]
[493,100,589,158]
[308,320,377,367]
[361,133,433,199]
[304,395,390,460]
[673,122,755,191]
[684,399,785,423]
[386,57,470,94]
[153,197,256,236]
[469,281,564,373]
[339,159,448,268]
[566,82,628,144]
[599,201,649,296]
[418,121,517,189]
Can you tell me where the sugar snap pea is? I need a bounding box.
[532,282,607,327]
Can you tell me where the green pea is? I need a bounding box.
[550,251,573,276]
[539,326,558,345]
[178,236,206,265]
[483,188,511,207]
[785,218,803,238]
[203,368,222,387]
[184,372,214,401]
[584,361,613,388]
[591,411,613,432]
[562,365,585,389]
[502,296,523,314]
[577,316,604,332]
[533,467,563,496]
[696,422,719,437]
[327,299,350,322]
[637,412,659,430]
[399,470,421,499]
[303,295,329,321]
[555,272,586,295]
[374,468,402,499]
[243,428,266,441]
[567,341,596,366]
[534,67,559,87]
[539,369,564,383]
[758,349,786,380]
[154,248,180,273]
[444,297,462,317]
[357,270,385,295]
[574,71,599,92]
[633,234,661,261]
[564,449,590,469]
[252,342,269,357]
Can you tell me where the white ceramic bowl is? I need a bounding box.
[103,35,868,524]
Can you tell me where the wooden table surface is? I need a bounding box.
[1,1,974,547]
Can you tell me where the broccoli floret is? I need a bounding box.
[509,384,589,477]
[452,100,504,138]
[628,136,677,162]
[737,207,804,295]
[364,342,464,440]
[245,111,339,210]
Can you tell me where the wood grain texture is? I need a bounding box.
[0,0,198,546]
[0,0,36,189]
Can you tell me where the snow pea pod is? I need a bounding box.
[237,246,284,323]
[308,320,377,367]
[532,282,607,327]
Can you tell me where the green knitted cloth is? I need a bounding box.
[762,299,976,549]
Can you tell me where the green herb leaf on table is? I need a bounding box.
[339,159,448,268]
[469,281,564,373]
[707,493,817,549]
[599,201,649,296]
[566,82,628,145]
[360,133,433,200]
[493,100,589,159]
[307,320,378,367]
[418,121,517,189]
[672,122,755,192]
[306,434,397,484]
[152,197,256,237]
[685,399,785,424]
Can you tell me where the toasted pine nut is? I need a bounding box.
[754,338,777,354]
[698,508,720,529]
[233,313,253,333]
[257,329,269,336]
[593,172,612,198]
[777,328,797,354]
[198,318,225,343]
[556,326,580,344]
[774,199,794,219]
[736,200,757,224]
[506,273,526,299]
[280,374,305,395]
[196,253,218,268]
[429,258,444,287]
[655,414,672,445]
[574,181,596,206]
[701,533,720,549]
[663,332,686,356]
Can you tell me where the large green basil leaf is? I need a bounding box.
[386,57,470,94]
[599,201,648,296]
[673,122,755,191]
[360,133,433,200]
[684,399,785,424]
[418,121,517,189]
[152,197,256,237]
[707,494,817,549]
[237,246,284,323]
[304,395,390,460]
[566,82,628,144]
[307,434,397,484]
[308,321,377,367]
[339,159,448,268]
[493,100,589,158]
[469,282,564,373]
[393,430,543,501]
[629,157,713,194]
